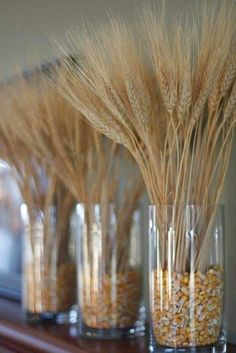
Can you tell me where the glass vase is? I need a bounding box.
[21,204,76,324]
[149,205,225,353]
[75,203,145,339]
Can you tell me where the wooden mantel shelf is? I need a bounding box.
[0,298,145,353]
[0,297,235,353]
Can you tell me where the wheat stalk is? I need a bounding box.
[2,71,145,274]
[58,0,236,273]
[0,81,76,268]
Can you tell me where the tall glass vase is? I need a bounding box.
[75,203,145,339]
[149,205,225,353]
[21,204,76,323]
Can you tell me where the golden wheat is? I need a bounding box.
[58,0,236,273]
[2,71,145,274]
[0,78,76,270]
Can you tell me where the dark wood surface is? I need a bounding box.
[0,298,235,353]
[0,298,146,353]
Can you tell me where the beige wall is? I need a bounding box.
[0,0,192,81]
[0,0,235,343]
[0,0,145,81]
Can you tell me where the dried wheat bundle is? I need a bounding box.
[3,72,145,273]
[0,84,75,267]
[58,0,236,272]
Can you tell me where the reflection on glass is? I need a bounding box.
[22,205,76,324]
[75,203,145,339]
[149,205,226,353]
[0,161,22,275]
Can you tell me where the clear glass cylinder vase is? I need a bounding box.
[75,203,145,339]
[21,204,76,324]
[149,205,225,353]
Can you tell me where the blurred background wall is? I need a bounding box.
[0,0,235,342]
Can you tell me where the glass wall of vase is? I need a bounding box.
[0,161,22,275]
[74,203,145,339]
[149,205,225,353]
[21,204,76,324]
